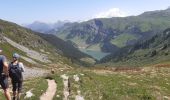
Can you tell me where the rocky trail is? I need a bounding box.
[23,66,49,79]
[40,79,57,100]
[61,74,70,100]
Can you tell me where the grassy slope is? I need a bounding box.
[21,78,48,100]
[0,42,36,67]
[0,20,55,64]
[100,28,170,67]
[0,19,80,68]
[37,33,92,59]
[70,36,88,47]
[1,64,170,100]
[0,19,49,52]
[78,68,170,100]
[48,66,170,100]
[111,33,137,48]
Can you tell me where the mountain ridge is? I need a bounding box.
[48,8,170,60]
[24,21,69,33]
[99,28,170,66]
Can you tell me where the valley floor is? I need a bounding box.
[1,64,170,100]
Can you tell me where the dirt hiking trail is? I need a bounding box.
[40,79,57,100]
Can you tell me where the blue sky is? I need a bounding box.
[0,0,170,24]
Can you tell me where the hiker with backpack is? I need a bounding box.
[0,48,11,100]
[9,53,25,100]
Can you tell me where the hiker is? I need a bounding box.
[9,53,25,100]
[0,49,11,100]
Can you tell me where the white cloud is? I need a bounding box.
[95,8,127,18]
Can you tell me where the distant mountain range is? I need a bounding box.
[23,20,69,33]
[46,8,170,60]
